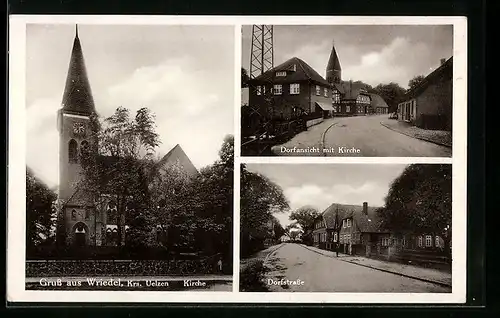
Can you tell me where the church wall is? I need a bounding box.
[58,113,91,202]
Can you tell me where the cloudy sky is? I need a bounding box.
[242,25,453,88]
[245,163,409,227]
[26,24,234,188]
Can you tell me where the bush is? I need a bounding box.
[239,259,268,292]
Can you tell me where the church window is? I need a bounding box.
[71,209,77,220]
[68,139,78,163]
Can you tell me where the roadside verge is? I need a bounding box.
[299,244,451,288]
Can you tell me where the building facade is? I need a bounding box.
[248,57,334,122]
[310,201,450,265]
[57,28,198,247]
[397,57,453,131]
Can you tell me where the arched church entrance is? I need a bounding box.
[73,222,89,247]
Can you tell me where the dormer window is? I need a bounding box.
[276,71,287,77]
[291,64,297,72]
[347,219,352,227]
[316,85,321,96]
[324,88,328,97]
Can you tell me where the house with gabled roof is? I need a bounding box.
[311,202,391,257]
[369,93,389,114]
[247,56,334,124]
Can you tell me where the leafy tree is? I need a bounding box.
[241,67,250,88]
[26,167,57,252]
[372,82,407,113]
[408,75,426,90]
[240,165,289,256]
[79,106,160,248]
[352,80,374,92]
[272,217,286,241]
[378,164,452,254]
[289,206,320,234]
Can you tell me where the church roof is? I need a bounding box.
[249,57,330,86]
[61,26,96,116]
[326,41,342,73]
[156,144,199,178]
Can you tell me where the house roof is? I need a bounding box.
[369,93,389,108]
[249,57,330,86]
[404,56,453,100]
[320,203,387,233]
[334,81,370,100]
[61,26,96,116]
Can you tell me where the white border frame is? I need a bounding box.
[8,15,467,303]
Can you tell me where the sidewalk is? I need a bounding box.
[380,119,452,148]
[271,119,337,156]
[301,244,452,287]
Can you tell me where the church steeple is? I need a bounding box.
[61,25,95,116]
[326,39,342,84]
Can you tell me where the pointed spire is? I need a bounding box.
[326,39,342,84]
[61,25,95,116]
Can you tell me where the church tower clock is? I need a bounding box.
[57,26,101,247]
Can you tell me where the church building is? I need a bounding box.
[57,27,198,247]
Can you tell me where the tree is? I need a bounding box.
[408,75,426,90]
[378,164,452,255]
[79,106,160,248]
[148,135,234,259]
[272,217,286,241]
[352,80,374,92]
[241,67,250,88]
[26,167,57,253]
[372,82,407,113]
[289,206,320,234]
[240,165,289,256]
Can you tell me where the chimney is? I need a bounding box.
[363,202,368,215]
[440,58,446,65]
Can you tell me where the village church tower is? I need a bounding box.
[326,40,342,85]
[57,26,101,247]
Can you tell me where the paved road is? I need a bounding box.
[274,115,451,157]
[323,115,451,157]
[264,243,451,293]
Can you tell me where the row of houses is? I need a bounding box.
[397,57,453,131]
[243,41,389,134]
[306,202,451,267]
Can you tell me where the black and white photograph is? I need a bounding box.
[23,24,234,291]
[241,25,454,157]
[240,163,452,293]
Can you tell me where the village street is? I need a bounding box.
[273,115,451,157]
[264,243,451,293]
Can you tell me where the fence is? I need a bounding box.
[26,254,229,277]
